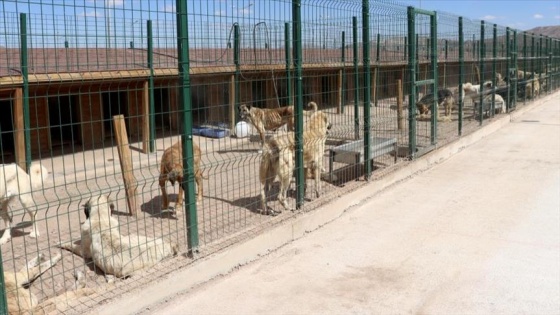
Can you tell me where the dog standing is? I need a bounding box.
[416,89,455,119]
[239,102,319,147]
[239,104,295,146]
[60,195,178,280]
[259,110,332,215]
[1,163,49,245]
[159,140,203,209]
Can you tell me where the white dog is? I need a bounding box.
[474,94,507,117]
[1,163,49,245]
[60,195,178,280]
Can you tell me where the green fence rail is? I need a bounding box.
[1,0,559,313]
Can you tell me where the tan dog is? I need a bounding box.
[259,110,332,215]
[239,104,295,146]
[1,163,49,245]
[239,101,319,146]
[6,253,95,314]
[60,195,178,280]
[159,140,203,209]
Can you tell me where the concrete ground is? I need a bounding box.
[140,93,560,315]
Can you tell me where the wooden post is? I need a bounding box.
[229,75,235,131]
[13,88,26,170]
[112,115,138,216]
[142,81,150,153]
[397,79,404,130]
[337,69,343,114]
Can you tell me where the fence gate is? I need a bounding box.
[407,7,438,158]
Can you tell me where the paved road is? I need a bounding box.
[150,95,559,315]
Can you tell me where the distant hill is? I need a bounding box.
[525,26,560,39]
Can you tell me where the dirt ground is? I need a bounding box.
[0,96,508,314]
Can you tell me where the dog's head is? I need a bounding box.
[83,195,114,220]
[238,104,251,121]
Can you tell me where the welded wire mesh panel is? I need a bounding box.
[1,0,560,314]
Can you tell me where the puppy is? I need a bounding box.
[159,140,203,209]
[239,104,295,146]
[416,89,455,118]
[1,163,49,245]
[260,110,332,215]
[59,195,178,279]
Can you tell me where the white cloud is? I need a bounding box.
[162,4,175,13]
[78,10,101,17]
[533,14,544,19]
[555,15,560,20]
[87,0,124,7]
[215,10,226,16]
[481,15,497,21]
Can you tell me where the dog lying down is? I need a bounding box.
[6,252,95,314]
[59,195,178,281]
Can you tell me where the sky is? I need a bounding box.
[398,0,560,30]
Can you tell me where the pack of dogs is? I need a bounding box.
[0,68,545,313]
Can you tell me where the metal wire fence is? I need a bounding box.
[1,0,559,313]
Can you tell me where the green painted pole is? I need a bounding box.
[292,0,304,208]
[0,249,6,314]
[407,6,417,157]
[506,27,511,111]
[285,23,292,106]
[491,24,497,116]
[341,31,346,114]
[513,30,518,108]
[478,20,485,124]
[430,13,437,145]
[523,32,527,104]
[363,0,372,178]
[458,17,464,135]
[20,13,31,171]
[147,20,156,153]
[176,0,198,253]
[234,24,240,121]
[353,16,360,140]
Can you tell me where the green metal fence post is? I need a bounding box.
[523,31,527,104]
[407,6,417,157]
[0,248,6,314]
[531,33,535,98]
[458,16,464,135]
[234,24,241,120]
[512,30,519,108]
[491,24,497,116]
[147,20,155,153]
[285,22,292,106]
[341,31,346,114]
[430,13,437,145]
[176,0,198,254]
[20,13,32,171]
[292,0,304,208]
[353,16,360,140]
[478,20,485,124]
[375,32,380,107]
[362,0,372,178]
[506,27,511,111]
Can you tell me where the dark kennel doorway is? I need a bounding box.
[252,80,266,108]
[102,91,128,139]
[48,95,81,147]
[154,87,171,132]
[0,99,15,163]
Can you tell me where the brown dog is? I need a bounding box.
[239,101,319,146]
[259,110,332,215]
[239,104,295,146]
[159,140,203,209]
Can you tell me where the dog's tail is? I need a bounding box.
[29,163,49,189]
[307,101,318,112]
